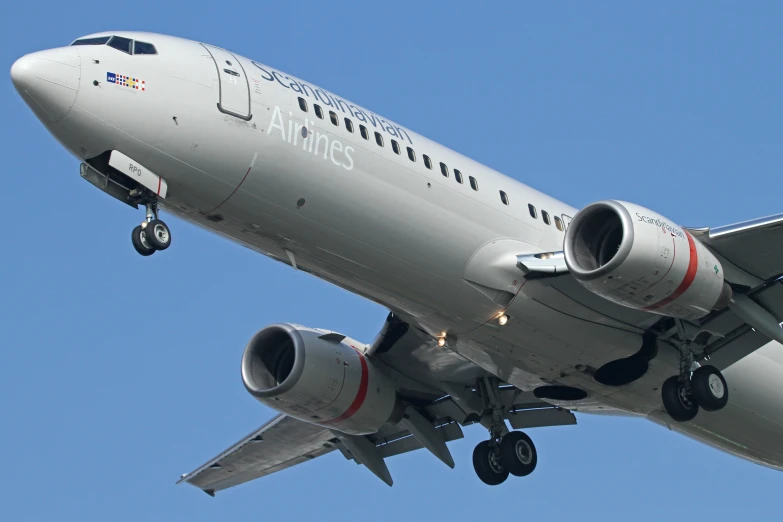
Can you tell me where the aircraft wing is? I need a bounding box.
[687,212,783,284]
[177,414,338,496]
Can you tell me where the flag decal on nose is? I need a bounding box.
[106,72,146,92]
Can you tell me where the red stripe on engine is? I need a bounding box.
[322,350,369,425]
[643,231,699,312]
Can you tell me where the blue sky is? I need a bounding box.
[2,2,782,520]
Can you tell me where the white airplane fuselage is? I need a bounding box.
[12,32,783,471]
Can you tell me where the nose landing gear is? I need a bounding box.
[131,202,172,256]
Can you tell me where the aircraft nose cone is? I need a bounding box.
[11,47,81,123]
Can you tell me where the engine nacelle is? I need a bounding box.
[241,323,402,435]
[563,200,732,320]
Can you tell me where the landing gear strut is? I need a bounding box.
[131,201,171,256]
[472,378,538,485]
[661,320,729,422]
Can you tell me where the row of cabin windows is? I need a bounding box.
[299,97,483,193]
[298,97,482,191]
[298,97,563,230]
[437,160,476,189]
[526,203,564,231]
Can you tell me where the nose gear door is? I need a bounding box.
[201,44,252,120]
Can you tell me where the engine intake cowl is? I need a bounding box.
[241,323,401,435]
[563,200,731,320]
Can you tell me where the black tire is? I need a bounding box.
[472,441,509,486]
[499,431,538,477]
[661,375,698,422]
[691,365,729,412]
[131,225,155,256]
[146,219,171,251]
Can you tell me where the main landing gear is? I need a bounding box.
[473,431,538,486]
[131,202,172,256]
[472,378,538,485]
[661,320,729,422]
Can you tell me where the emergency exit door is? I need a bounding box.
[201,44,252,120]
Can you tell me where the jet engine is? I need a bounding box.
[563,200,732,320]
[241,323,402,435]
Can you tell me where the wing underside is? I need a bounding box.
[179,387,575,494]
[178,414,337,495]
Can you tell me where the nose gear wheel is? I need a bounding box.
[131,225,155,256]
[146,219,171,250]
[130,202,172,256]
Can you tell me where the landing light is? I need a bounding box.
[498,314,509,326]
[437,337,447,347]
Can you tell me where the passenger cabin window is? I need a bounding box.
[542,211,551,225]
[440,162,449,177]
[72,36,112,46]
[344,118,354,133]
[298,97,308,112]
[423,155,432,169]
[391,140,401,154]
[360,125,369,140]
[133,41,157,55]
[528,204,537,218]
[500,191,510,205]
[108,36,133,55]
[407,147,416,162]
[329,111,339,126]
[469,176,479,191]
[375,132,384,146]
[314,104,324,119]
[454,169,463,184]
[554,216,564,231]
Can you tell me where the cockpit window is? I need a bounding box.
[71,36,112,46]
[71,35,158,56]
[108,36,133,55]
[134,41,157,55]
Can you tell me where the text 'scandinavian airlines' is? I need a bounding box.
[12,32,783,493]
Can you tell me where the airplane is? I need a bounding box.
[10,31,783,494]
